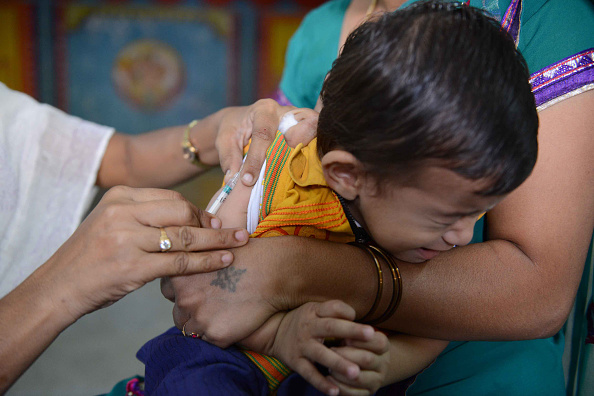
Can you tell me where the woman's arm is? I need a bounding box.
[0,186,249,392]
[163,90,594,343]
[97,100,294,189]
[96,109,227,188]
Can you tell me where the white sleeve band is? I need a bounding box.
[246,159,267,234]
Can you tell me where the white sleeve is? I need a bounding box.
[246,159,267,234]
[0,83,115,297]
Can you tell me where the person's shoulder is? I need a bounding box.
[299,0,351,28]
[0,83,39,115]
[281,0,349,107]
[522,0,594,35]
[291,0,350,44]
[519,0,594,73]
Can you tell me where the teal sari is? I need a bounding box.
[277,0,594,394]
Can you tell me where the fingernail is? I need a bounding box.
[235,230,249,242]
[226,169,231,176]
[363,326,374,338]
[346,365,359,379]
[210,218,221,229]
[242,173,253,185]
[222,253,233,264]
[328,388,339,396]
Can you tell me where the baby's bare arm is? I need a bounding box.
[207,176,253,229]
[384,335,448,383]
[329,332,447,394]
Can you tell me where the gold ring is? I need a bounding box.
[182,322,200,338]
[159,227,172,252]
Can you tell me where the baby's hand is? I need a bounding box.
[278,108,319,148]
[327,331,391,395]
[270,300,375,396]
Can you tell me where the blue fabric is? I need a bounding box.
[137,327,269,395]
[137,328,399,396]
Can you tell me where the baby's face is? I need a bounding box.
[355,166,503,263]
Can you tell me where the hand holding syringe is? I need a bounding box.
[206,108,317,215]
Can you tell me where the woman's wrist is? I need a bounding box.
[188,115,222,168]
[273,237,381,316]
[32,256,88,326]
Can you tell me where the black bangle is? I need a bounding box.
[366,244,402,325]
[349,242,383,323]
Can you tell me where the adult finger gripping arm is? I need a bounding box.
[0,186,249,393]
[215,99,295,186]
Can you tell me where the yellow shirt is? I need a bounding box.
[251,133,354,243]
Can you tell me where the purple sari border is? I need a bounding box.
[501,0,520,29]
[271,88,294,107]
[530,49,594,109]
[501,0,521,46]
[531,49,594,90]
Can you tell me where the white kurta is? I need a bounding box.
[0,83,114,297]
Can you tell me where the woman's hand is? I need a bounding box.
[42,185,249,320]
[160,237,378,347]
[0,185,249,392]
[279,108,319,148]
[214,99,294,185]
[160,237,285,348]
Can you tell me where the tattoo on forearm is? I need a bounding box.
[210,267,246,292]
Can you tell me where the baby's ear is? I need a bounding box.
[321,150,363,200]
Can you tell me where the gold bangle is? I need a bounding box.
[349,242,383,323]
[367,244,402,325]
[182,119,213,169]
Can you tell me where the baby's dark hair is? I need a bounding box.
[317,0,538,196]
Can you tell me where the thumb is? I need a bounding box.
[240,104,282,186]
[218,137,245,182]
